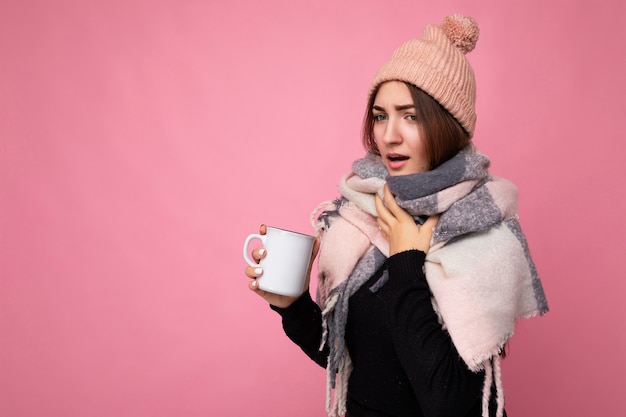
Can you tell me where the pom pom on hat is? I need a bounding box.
[369,14,479,137]
[442,14,479,54]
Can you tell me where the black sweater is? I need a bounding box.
[271,250,506,417]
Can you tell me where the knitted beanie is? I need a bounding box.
[370,14,479,137]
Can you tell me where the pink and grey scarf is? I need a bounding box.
[310,146,548,417]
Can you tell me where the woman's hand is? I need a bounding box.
[244,224,320,308]
[375,184,439,256]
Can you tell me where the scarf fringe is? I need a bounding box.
[326,351,351,417]
[467,335,512,372]
[310,200,335,235]
[319,292,339,352]
[481,356,505,417]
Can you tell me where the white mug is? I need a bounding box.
[243,226,315,297]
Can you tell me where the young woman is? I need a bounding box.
[244,14,548,417]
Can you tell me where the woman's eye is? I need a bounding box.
[374,114,387,122]
[406,114,417,121]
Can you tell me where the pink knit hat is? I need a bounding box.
[370,14,480,137]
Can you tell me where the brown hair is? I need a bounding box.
[362,81,471,170]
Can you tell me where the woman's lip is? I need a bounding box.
[386,154,409,170]
[387,153,409,160]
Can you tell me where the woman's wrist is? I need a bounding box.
[270,290,312,313]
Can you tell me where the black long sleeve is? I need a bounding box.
[270,291,329,368]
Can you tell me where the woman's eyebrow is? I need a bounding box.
[372,104,415,111]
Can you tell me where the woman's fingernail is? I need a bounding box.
[254,267,263,275]
[259,249,266,256]
[251,280,258,288]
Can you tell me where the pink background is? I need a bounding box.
[1,0,624,416]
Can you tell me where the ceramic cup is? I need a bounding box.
[243,226,315,296]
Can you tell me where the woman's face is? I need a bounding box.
[372,81,428,176]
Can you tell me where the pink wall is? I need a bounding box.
[1,0,624,416]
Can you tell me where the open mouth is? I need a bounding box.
[387,154,409,162]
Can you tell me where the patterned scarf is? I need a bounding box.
[311,146,549,417]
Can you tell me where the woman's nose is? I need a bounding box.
[382,120,402,145]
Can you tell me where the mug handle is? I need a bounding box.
[243,233,266,266]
